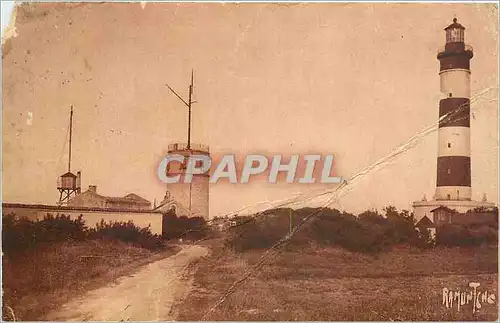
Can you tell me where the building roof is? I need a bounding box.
[105,195,150,205]
[430,206,457,213]
[154,199,191,217]
[2,202,162,214]
[416,216,435,228]
[60,171,77,178]
[444,18,465,31]
[105,196,142,204]
[123,193,151,204]
[73,187,150,206]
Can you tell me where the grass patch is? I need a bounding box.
[177,242,498,321]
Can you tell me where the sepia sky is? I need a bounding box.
[2,3,498,217]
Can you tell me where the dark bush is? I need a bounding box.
[2,213,87,256]
[225,208,299,253]
[226,206,422,254]
[162,210,210,241]
[436,224,497,247]
[88,220,165,250]
[2,213,165,255]
[3,213,37,255]
[382,207,416,244]
[37,213,87,242]
[304,208,393,253]
[411,227,435,249]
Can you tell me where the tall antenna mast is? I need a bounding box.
[187,69,193,149]
[68,105,73,172]
[166,69,196,149]
[58,105,80,205]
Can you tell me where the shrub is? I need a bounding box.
[2,213,87,256]
[162,211,210,241]
[88,220,165,250]
[37,213,87,242]
[382,207,416,244]
[2,213,166,255]
[436,224,497,247]
[411,227,435,249]
[305,208,392,253]
[225,208,300,252]
[226,206,422,254]
[3,213,37,255]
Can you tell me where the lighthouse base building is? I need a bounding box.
[413,199,495,225]
[413,18,496,227]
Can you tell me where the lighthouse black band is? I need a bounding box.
[439,98,470,127]
[436,156,471,187]
[437,42,473,72]
[438,55,471,71]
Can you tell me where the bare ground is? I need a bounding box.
[45,244,208,321]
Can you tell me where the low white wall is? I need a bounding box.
[2,204,163,235]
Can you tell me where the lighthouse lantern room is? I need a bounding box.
[445,18,465,43]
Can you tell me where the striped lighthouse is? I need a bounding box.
[412,18,495,224]
[435,18,473,201]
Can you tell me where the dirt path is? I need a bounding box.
[47,245,209,321]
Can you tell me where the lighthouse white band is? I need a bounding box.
[440,69,471,98]
[437,127,471,157]
[435,186,472,201]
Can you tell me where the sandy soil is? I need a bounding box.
[46,245,208,321]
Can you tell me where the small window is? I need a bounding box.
[447,28,464,43]
[447,194,451,200]
[448,143,451,148]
